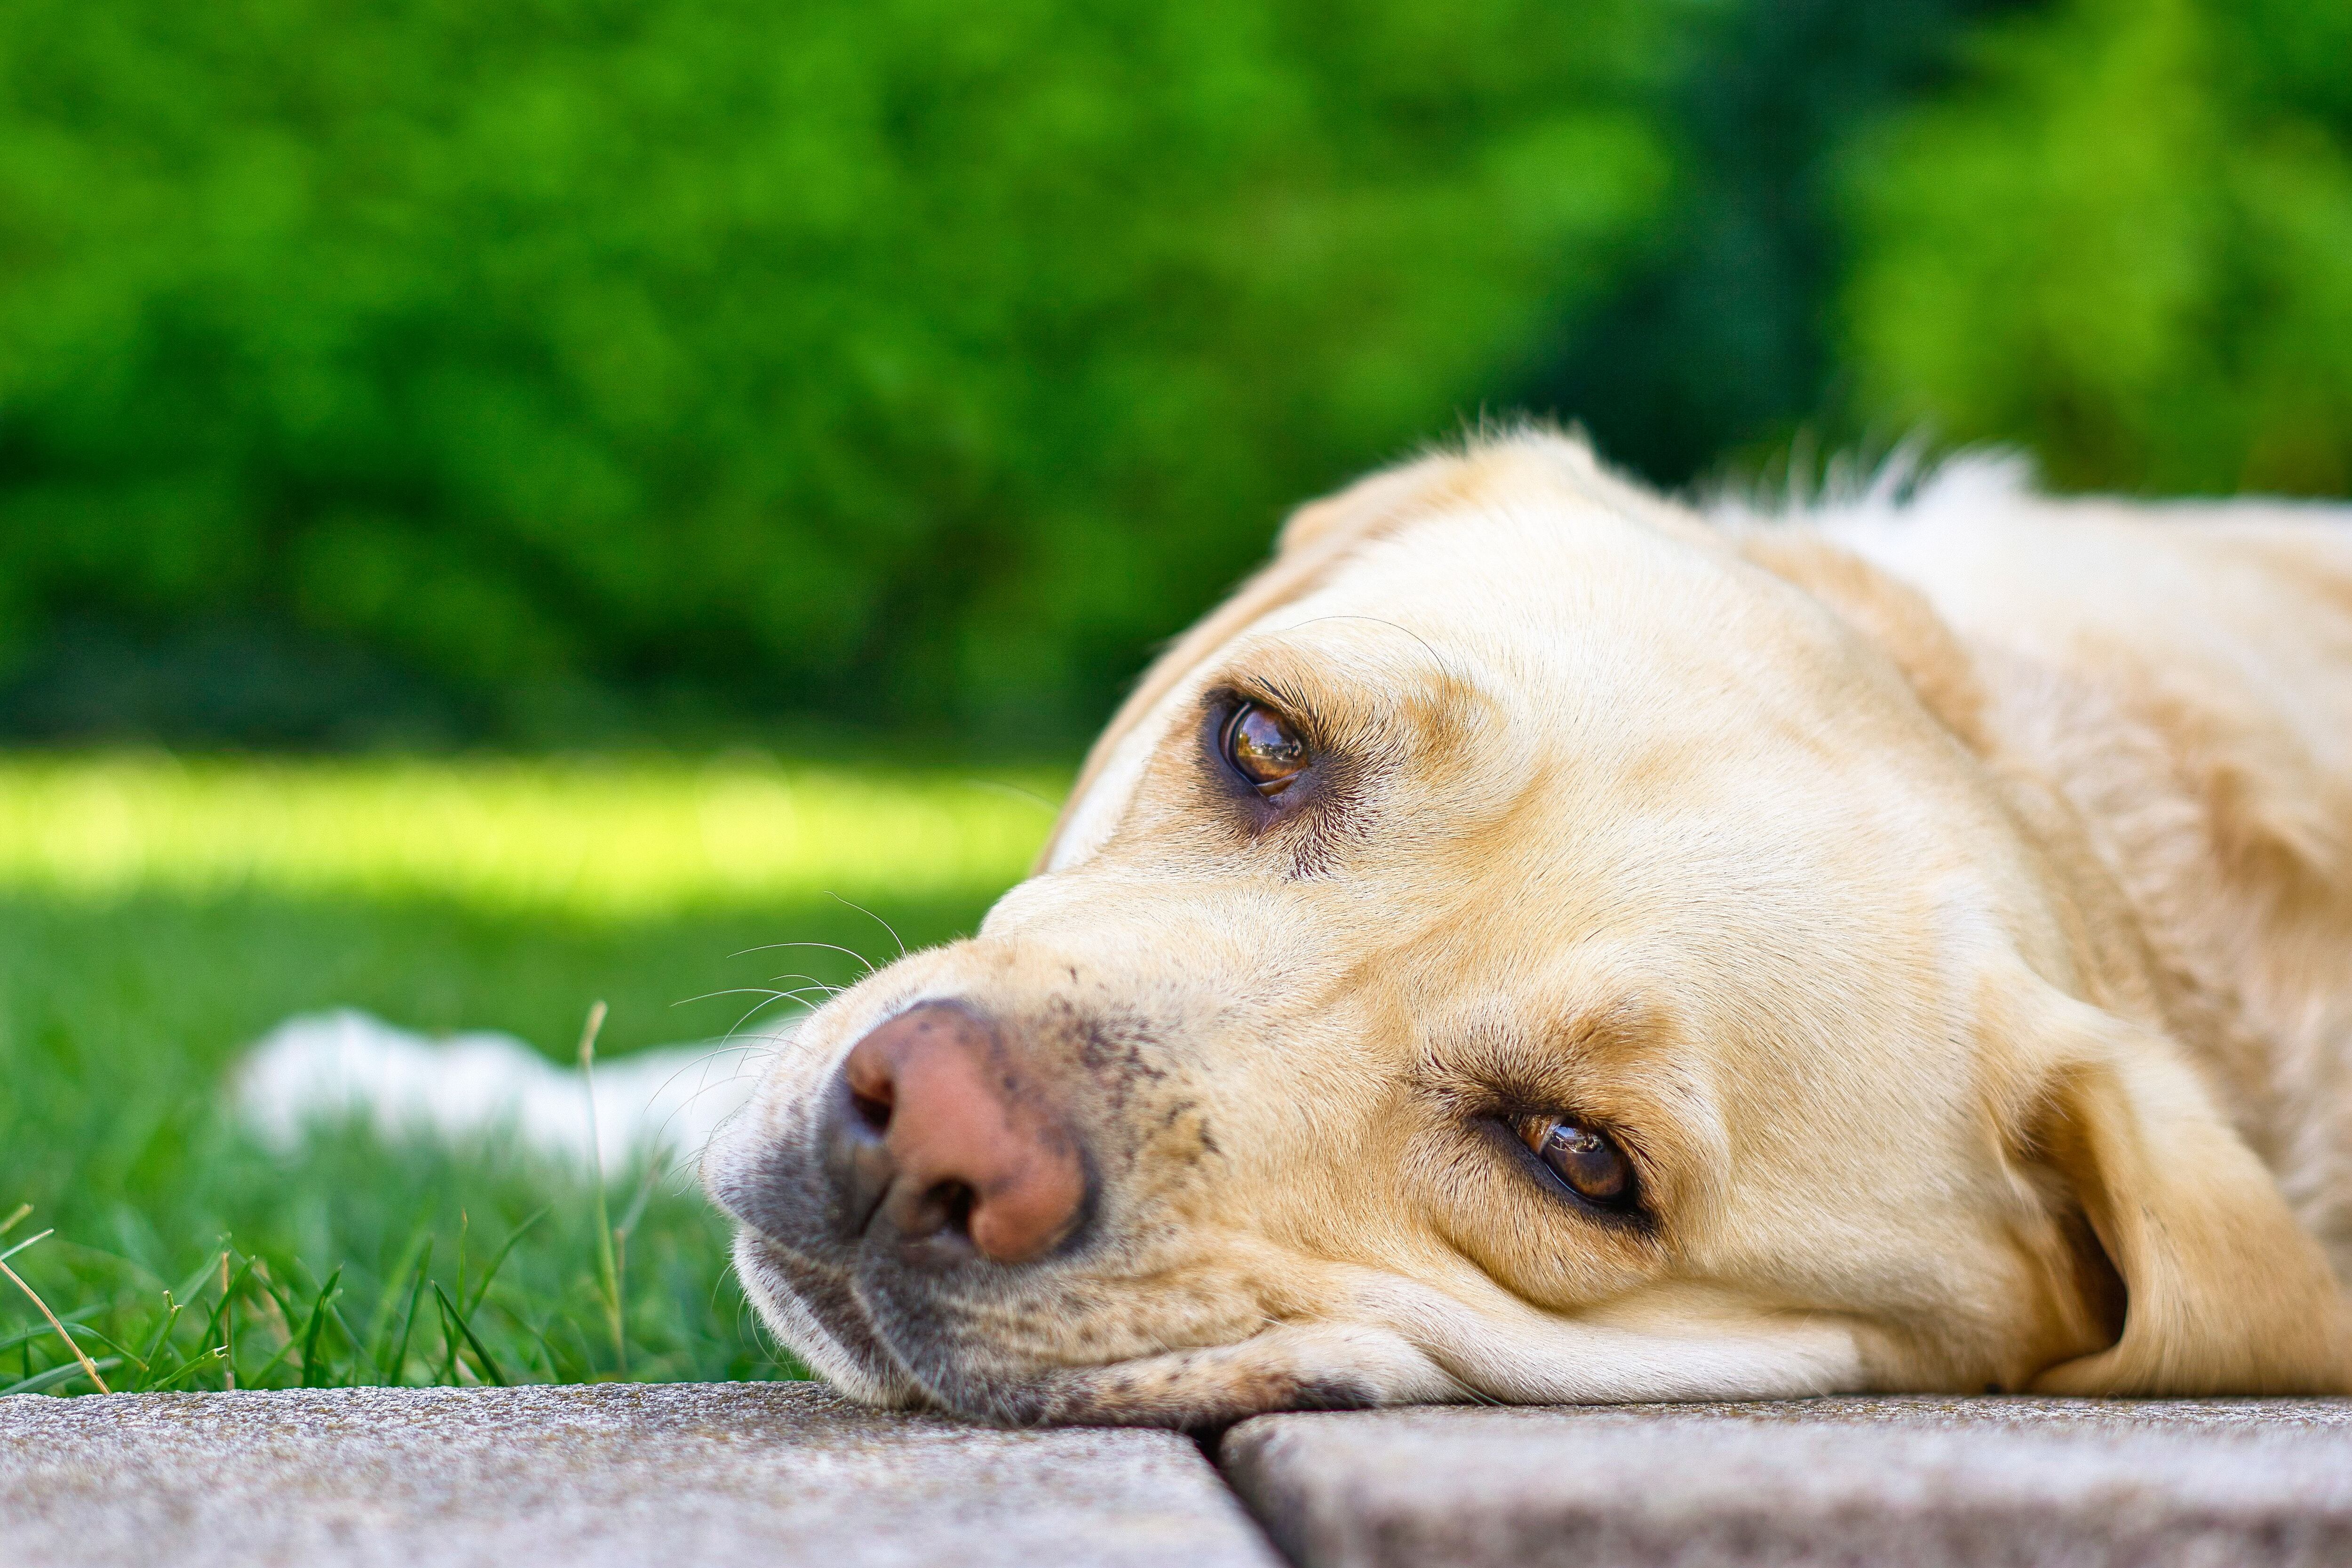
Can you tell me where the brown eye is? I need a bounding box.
[1222,701,1309,794]
[1520,1117,1635,1208]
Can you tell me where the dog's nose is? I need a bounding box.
[821,1003,1086,1263]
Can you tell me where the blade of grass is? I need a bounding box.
[363,1225,433,1375]
[576,1001,626,1376]
[298,1267,343,1388]
[435,1278,460,1385]
[246,1258,298,1353]
[243,1329,302,1387]
[0,1252,110,1393]
[463,1207,548,1317]
[607,1158,667,1359]
[431,1287,462,1385]
[0,1203,29,1239]
[0,1304,102,1356]
[1,1355,122,1397]
[48,1319,150,1375]
[0,1228,55,1267]
[431,1281,510,1387]
[134,1250,230,1394]
[614,1163,661,1241]
[320,1297,367,1387]
[170,1252,224,1311]
[189,1253,255,1393]
[243,1260,350,1389]
[233,1260,304,1387]
[130,1294,185,1393]
[381,1247,432,1387]
[280,1258,362,1381]
[219,1251,235,1390]
[144,1346,227,1393]
[514,1314,565,1381]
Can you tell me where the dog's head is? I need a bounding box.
[707,431,2348,1425]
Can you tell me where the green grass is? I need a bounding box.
[0,752,1060,1396]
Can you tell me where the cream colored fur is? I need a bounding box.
[708,430,2352,1423]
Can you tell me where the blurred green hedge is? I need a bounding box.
[0,0,2345,746]
[0,0,1677,742]
[1842,0,2352,496]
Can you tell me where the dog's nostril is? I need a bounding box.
[921,1179,977,1242]
[823,1002,1090,1264]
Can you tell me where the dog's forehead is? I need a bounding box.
[1049,500,1763,872]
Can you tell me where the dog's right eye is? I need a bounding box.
[1222,702,1309,795]
[1518,1115,1637,1210]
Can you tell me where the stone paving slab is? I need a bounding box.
[0,1381,1281,1568]
[1220,1396,2352,1568]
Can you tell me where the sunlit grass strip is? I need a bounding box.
[0,754,1064,918]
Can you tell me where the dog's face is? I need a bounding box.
[708,436,2348,1424]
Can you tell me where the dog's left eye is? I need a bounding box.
[1222,701,1309,795]
[1520,1116,1635,1208]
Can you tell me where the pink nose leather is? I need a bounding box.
[841,1005,1085,1263]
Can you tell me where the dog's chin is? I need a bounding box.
[926,1323,1461,1429]
[734,1232,1457,1428]
[732,1233,930,1409]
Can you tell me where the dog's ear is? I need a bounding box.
[2013,992,2351,1394]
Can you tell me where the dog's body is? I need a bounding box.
[710,432,2352,1425]
[1803,467,2352,1282]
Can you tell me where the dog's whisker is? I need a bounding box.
[825,892,908,961]
[727,939,880,977]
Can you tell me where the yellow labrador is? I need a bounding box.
[707,430,2352,1424]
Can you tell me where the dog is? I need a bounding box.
[706,429,2352,1425]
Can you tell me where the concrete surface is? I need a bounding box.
[1220,1396,2352,1568]
[0,1381,1280,1568]
[14,1386,2352,1568]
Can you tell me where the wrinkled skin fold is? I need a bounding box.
[706,431,2352,1425]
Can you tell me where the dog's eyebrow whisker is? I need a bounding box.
[825,892,908,961]
[1277,612,1454,679]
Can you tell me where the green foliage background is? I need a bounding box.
[1842,0,2352,496]
[0,0,2345,745]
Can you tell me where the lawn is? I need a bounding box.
[0,753,1060,1396]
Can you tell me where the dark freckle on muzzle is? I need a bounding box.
[819,1001,1092,1266]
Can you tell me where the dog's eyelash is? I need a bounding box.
[1423,1067,1664,1228]
[1482,1114,1658,1233]
[1222,677,1326,743]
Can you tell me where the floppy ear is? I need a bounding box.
[2018,995,2351,1395]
